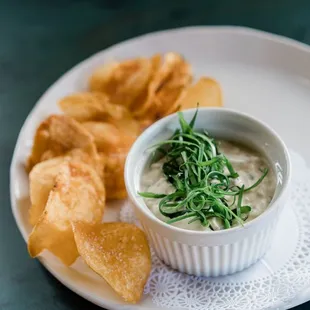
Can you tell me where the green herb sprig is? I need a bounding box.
[139,110,268,230]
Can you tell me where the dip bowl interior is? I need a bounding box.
[125,108,291,276]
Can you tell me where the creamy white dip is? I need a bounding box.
[141,140,276,231]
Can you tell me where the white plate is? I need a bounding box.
[10,26,310,310]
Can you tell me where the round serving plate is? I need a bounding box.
[10,26,310,310]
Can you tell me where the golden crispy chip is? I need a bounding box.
[82,120,138,156]
[130,54,162,114]
[138,118,154,131]
[96,103,140,147]
[80,114,138,200]
[134,52,192,119]
[110,118,140,147]
[108,189,128,200]
[65,147,104,176]
[29,157,65,226]
[59,91,140,144]
[59,92,127,122]
[26,115,95,172]
[102,110,140,153]
[82,122,120,152]
[29,148,105,226]
[72,222,151,303]
[88,61,118,92]
[178,77,223,111]
[102,151,128,200]
[47,115,94,149]
[28,161,105,265]
[89,58,153,108]
[155,53,192,116]
[39,143,98,166]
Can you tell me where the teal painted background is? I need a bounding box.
[1,0,310,309]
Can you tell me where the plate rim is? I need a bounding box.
[10,25,310,310]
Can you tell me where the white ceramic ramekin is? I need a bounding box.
[125,108,291,277]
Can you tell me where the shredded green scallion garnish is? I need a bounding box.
[138,110,268,230]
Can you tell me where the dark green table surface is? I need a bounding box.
[2,0,310,309]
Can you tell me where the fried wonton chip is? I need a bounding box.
[89,57,153,108]
[59,92,127,122]
[72,222,151,303]
[178,77,223,111]
[134,52,192,119]
[26,115,96,172]
[28,161,105,265]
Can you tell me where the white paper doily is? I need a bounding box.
[120,150,310,310]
